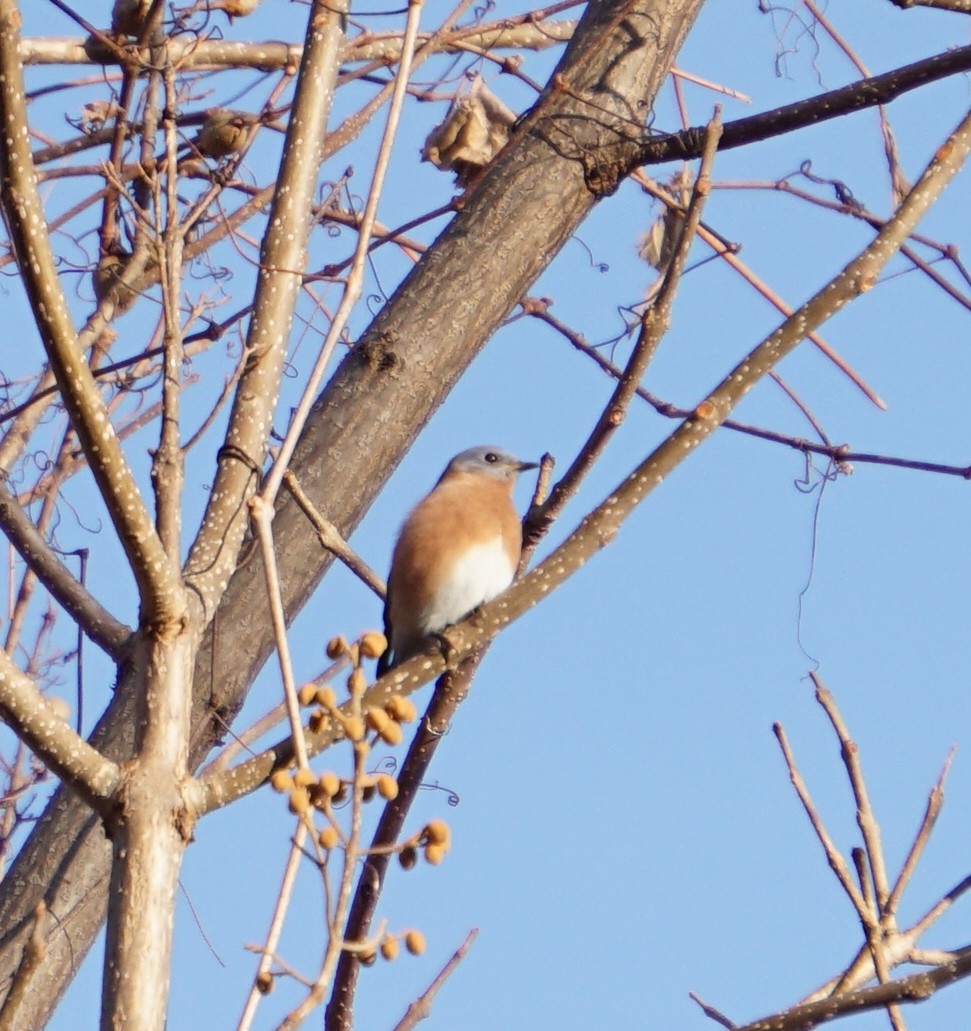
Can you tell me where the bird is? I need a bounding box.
[192,109,251,159]
[377,446,538,675]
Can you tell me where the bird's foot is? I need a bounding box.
[431,627,463,670]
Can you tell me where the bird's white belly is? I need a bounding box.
[418,537,515,633]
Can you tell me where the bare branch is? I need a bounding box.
[637,44,971,168]
[391,928,478,1031]
[0,480,131,657]
[181,0,350,616]
[18,18,577,70]
[733,945,971,1031]
[0,649,120,810]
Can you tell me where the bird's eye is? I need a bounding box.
[484,452,499,464]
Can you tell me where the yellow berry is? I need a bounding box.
[380,937,399,961]
[424,843,447,865]
[319,771,341,798]
[297,683,317,707]
[348,667,367,697]
[387,695,417,723]
[326,635,348,659]
[288,787,311,815]
[255,971,273,995]
[318,826,339,850]
[376,774,398,800]
[316,685,336,708]
[269,769,293,793]
[380,721,403,746]
[424,819,450,848]
[343,716,365,741]
[294,768,316,789]
[405,930,426,956]
[366,706,391,734]
[360,631,388,659]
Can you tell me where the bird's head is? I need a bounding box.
[439,445,538,485]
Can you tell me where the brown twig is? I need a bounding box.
[528,304,971,479]
[812,675,891,912]
[529,109,723,536]
[282,471,386,599]
[636,45,971,167]
[391,928,479,1031]
[325,656,481,1031]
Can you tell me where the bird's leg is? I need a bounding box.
[432,604,490,669]
[430,627,463,670]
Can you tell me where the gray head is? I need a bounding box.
[438,445,538,485]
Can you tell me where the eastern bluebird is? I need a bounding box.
[377,446,538,675]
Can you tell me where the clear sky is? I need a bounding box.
[8,1,971,1029]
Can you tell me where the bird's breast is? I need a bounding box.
[417,536,516,634]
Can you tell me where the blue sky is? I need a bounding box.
[7,1,971,1028]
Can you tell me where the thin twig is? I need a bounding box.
[236,821,308,1031]
[392,928,479,1031]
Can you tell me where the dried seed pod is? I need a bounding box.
[269,770,293,793]
[386,694,417,723]
[423,819,450,847]
[404,930,426,956]
[318,826,339,850]
[326,635,348,659]
[376,774,398,801]
[294,768,316,789]
[255,970,273,995]
[379,721,403,747]
[422,76,516,185]
[399,845,418,870]
[308,709,326,734]
[361,784,376,803]
[360,631,388,659]
[359,949,377,967]
[380,937,399,961]
[315,685,336,708]
[287,787,311,815]
[319,771,341,798]
[297,683,317,707]
[365,706,391,734]
[424,843,447,865]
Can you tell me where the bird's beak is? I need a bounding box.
[517,460,540,472]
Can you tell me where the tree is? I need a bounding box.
[1,0,970,1028]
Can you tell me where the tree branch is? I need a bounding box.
[0,649,120,811]
[732,945,971,1031]
[0,481,131,658]
[181,0,349,617]
[636,44,971,167]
